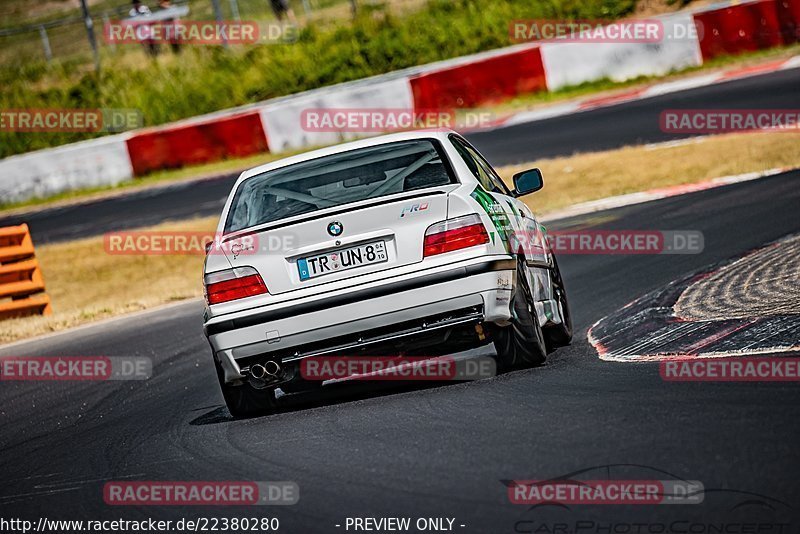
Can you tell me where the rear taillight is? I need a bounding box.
[423,214,490,257]
[204,266,268,305]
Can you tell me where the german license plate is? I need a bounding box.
[298,241,387,281]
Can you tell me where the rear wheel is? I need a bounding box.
[493,260,547,371]
[544,254,573,350]
[215,359,277,418]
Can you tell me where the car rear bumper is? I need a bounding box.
[204,256,516,383]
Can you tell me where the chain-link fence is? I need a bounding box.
[0,0,361,66]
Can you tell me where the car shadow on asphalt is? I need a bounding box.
[188,379,464,426]
[187,342,577,426]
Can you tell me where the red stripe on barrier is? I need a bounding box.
[126,112,268,176]
[694,0,790,61]
[410,47,546,111]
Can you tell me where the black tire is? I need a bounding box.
[544,254,573,350]
[493,260,547,371]
[215,359,277,418]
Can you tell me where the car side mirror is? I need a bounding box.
[512,168,544,197]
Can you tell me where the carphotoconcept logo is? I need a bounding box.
[508,465,791,531]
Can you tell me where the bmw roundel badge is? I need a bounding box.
[327,221,344,237]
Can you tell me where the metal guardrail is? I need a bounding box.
[0,1,190,63]
[0,0,361,64]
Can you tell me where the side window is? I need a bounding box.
[451,136,512,195]
[462,142,512,196]
[450,137,500,193]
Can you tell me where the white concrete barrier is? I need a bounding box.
[0,134,134,204]
[258,77,414,153]
[540,12,703,91]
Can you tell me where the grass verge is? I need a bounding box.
[0,217,214,345]
[503,131,800,214]
[1,130,798,344]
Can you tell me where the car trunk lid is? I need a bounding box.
[220,187,455,295]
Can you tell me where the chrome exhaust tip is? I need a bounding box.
[248,361,284,389]
[250,363,268,381]
[264,360,282,378]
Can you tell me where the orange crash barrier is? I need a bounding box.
[0,224,52,321]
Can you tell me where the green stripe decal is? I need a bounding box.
[471,187,512,253]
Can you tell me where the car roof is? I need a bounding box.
[236,129,459,185]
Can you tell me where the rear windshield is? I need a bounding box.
[224,139,455,233]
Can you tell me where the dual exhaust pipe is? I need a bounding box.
[249,360,285,388]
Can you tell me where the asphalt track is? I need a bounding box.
[2,166,800,530]
[1,67,798,244]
